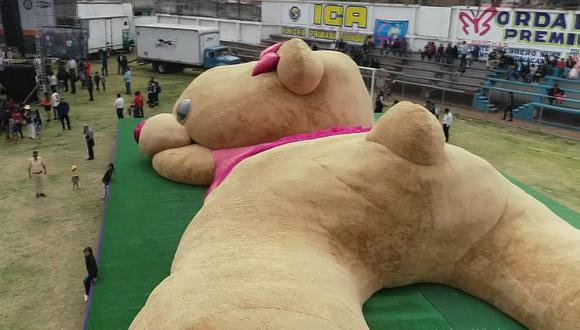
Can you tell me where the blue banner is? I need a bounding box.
[373,19,408,46]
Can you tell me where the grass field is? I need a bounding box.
[0,57,578,329]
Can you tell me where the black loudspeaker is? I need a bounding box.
[0,64,38,103]
[0,0,25,52]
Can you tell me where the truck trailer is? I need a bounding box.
[135,23,240,73]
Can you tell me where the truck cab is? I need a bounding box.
[203,47,241,69]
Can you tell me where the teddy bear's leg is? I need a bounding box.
[130,229,371,329]
[450,189,580,330]
[152,144,215,185]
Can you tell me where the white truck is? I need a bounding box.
[135,23,241,73]
[80,16,131,55]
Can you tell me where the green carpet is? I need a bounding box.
[86,119,579,329]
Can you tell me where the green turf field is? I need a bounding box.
[85,119,579,330]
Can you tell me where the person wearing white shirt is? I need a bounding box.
[442,108,453,143]
[51,92,60,121]
[114,94,125,119]
[49,73,57,93]
[458,41,468,67]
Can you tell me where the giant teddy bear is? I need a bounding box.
[132,39,580,329]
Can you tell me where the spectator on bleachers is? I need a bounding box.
[522,62,531,82]
[486,49,501,69]
[421,42,436,61]
[398,38,408,57]
[444,43,454,64]
[471,45,480,63]
[508,60,522,81]
[503,92,514,121]
[569,59,580,80]
[565,56,576,78]
[459,41,469,67]
[547,83,565,105]
[556,58,566,78]
[435,43,445,63]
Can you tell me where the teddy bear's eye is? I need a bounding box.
[177,99,192,124]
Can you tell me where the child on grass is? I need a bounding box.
[101,163,115,199]
[71,165,79,189]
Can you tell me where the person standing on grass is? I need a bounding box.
[84,124,95,160]
[71,165,80,189]
[28,150,47,198]
[101,163,115,199]
[94,72,101,91]
[133,91,144,118]
[11,108,24,139]
[100,73,106,92]
[57,97,71,130]
[51,91,60,121]
[41,92,52,122]
[123,67,132,95]
[24,105,36,139]
[83,247,98,302]
[114,94,124,119]
[100,49,108,76]
[78,60,86,88]
[374,92,386,113]
[33,109,42,138]
[442,108,453,143]
[68,57,77,80]
[147,77,158,107]
[48,72,57,93]
[86,75,94,101]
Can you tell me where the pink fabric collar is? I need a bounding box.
[208,126,370,195]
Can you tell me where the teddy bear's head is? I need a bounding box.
[137,38,372,156]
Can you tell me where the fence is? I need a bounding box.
[358,66,471,105]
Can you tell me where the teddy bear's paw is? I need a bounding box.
[152,144,215,185]
[138,113,192,157]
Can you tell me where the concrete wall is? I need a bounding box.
[264,0,580,59]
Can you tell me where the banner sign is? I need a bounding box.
[282,26,368,44]
[373,19,408,46]
[456,7,580,53]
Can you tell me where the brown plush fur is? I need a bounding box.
[131,102,580,329]
[138,38,373,185]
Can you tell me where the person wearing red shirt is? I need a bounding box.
[84,61,91,82]
[133,91,144,118]
[557,58,566,78]
[11,109,24,139]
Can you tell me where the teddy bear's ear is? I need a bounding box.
[277,38,324,95]
[366,102,445,165]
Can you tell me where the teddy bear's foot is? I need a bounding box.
[450,189,580,330]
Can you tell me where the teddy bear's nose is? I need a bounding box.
[176,99,192,124]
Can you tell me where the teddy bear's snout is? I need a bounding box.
[176,98,192,124]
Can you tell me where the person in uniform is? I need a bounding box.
[28,150,47,198]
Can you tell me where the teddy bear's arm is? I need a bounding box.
[152,144,215,186]
[450,188,580,330]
